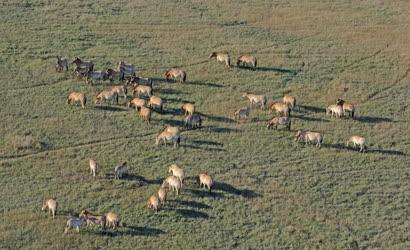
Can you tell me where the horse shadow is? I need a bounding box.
[184,80,224,88]
[206,126,242,133]
[353,116,392,123]
[58,209,78,217]
[299,105,326,113]
[199,113,235,123]
[191,139,224,147]
[367,149,407,156]
[292,114,330,123]
[159,119,185,128]
[175,209,209,219]
[94,226,165,237]
[249,66,298,75]
[149,77,169,84]
[325,144,407,156]
[213,182,260,198]
[169,199,212,209]
[156,88,186,95]
[161,107,181,116]
[186,188,225,198]
[94,105,126,112]
[122,174,162,185]
[180,144,226,152]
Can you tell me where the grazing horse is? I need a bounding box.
[55,56,69,72]
[233,107,250,120]
[117,61,136,78]
[165,68,187,83]
[133,84,153,97]
[147,195,160,212]
[209,52,231,67]
[346,136,366,152]
[162,176,182,195]
[198,173,213,193]
[337,99,355,118]
[111,85,128,103]
[156,127,181,147]
[185,113,202,129]
[67,92,86,109]
[237,55,257,68]
[242,93,267,109]
[128,97,146,111]
[294,130,323,148]
[42,199,57,219]
[86,71,108,85]
[71,57,94,72]
[105,212,121,229]
[95,90,119,105]
[267,116,291,130]
[283,95,296,111]
[270,102,290,117]
[106,68,125,83]
[127,76,153,88]
[64,217,85,233]
[181,103,195,116]
[79,210,106,228]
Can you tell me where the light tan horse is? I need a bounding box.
[209,52,231,67]
[165,68,187,83]
[198,173,213,193]
[95,90,119,105]
[67,92,86,108]
[42,199,57,219]
[111,85,128,103]
[237,55,257,68]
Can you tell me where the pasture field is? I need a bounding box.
[0,0,409,249]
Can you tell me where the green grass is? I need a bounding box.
[0,0,409,249]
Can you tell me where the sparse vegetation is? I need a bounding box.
[0,0,409,249]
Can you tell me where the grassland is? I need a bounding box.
[0,0,409,249]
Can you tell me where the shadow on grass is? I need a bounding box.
[95,226,165,237]
[354,116,392,123]
[367,149,407,156]
[159,119,185,128]
[199,113,235,123]
[292,114,330,123]
[156,88,187,95]
[180,144,226,152]
[94,105,126,112]
[123,174,162,185]
[326,144,407,156]
[150,77,169,84]
[170,199,212,209]
[206,126,242,133]
[191,140,224,147]
[184,80,224,88]
[175,209,209,219]
[214,182,260,198]
[187,188,225,198]
[161,107,181,116]
[242,66,298,75]
[299,105,326,113]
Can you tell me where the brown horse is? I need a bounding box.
[67,92,86,108]
[165,68,187,83]
[236,55,257,68]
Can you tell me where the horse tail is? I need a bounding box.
[182,72,186,82]
[83,95,87,106]
[254,58,257,68]
[227,57,231,67]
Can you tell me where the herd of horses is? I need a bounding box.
[46,52,367,233]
